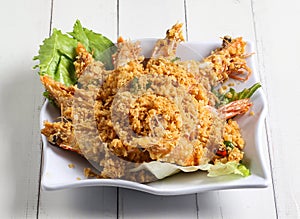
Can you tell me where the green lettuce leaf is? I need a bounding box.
[34,20,116,86]
[69,20,117,70]
[131,161,250,179]
[33,29,77,86]
[207,161,250,177]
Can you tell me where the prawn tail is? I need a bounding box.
[218,99,252,119]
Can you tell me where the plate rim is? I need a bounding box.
[40,39,270,195]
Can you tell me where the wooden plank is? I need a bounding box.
[0,0,51,217]
[186,0,277,218]
[119,0,186,39]
[186,0,256,41]
[118,189,197,219]
[118,1,197,218]
[37,0,119,218]
[39,187,117,218]
[197,188,276,219]
[252,0,300,217]
[51,0,117,41]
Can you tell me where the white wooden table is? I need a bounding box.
[0,0,299,218]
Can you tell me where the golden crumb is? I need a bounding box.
[166,23,185,42]
[225,92,233,99]
[228,82,235,87]
[218,87,225,94]
[68,163,75,168]
[250,111,255,116]
[84,168,98,178]
[222,85,228,90]
[76,177,81,180]
[74,43,94,79]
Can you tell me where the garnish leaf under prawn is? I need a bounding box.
[69,20,117,70]
[33,29,78,86]
[34,20,116,86]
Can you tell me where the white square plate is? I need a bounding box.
[40,39,270,195]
